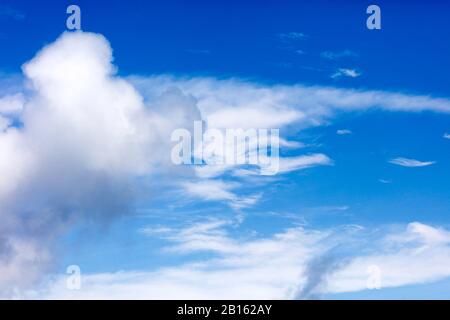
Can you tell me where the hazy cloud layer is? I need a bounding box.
[25,221,450,299]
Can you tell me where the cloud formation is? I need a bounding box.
[0,32,201,294]
[277,32,307,41]
[331,68,361,79]
[1,30,450,297]
[321,50,358,60]
[336,129,352,135]
[389,157,436,168]
[0,6,25,21]
[132,75,450,131]
[24,221,450,299]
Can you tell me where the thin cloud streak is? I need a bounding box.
[389,157,436,168]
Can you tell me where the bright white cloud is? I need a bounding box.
[131,75,450,131]
[277,154,332,174]
[181,180,261,210]
[23,221,450,299]
[330,222,450,293]
[389,157,436,167]
[336,129,352,135]
[0,32,201,293]
[331,68,361,79]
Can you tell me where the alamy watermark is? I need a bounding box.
[66,5,81,31]
[171,121,280,175]
[366,5,381,30]
[66,264,82,290]
[65,4,380,33]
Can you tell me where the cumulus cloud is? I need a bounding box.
[0,32,201,294]
[389,157,436,167]
[0,93,24,114]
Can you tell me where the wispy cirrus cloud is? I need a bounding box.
[186,49,211,55]
[132,74,450,129]
[180,180,261,210]
[444,133,450,139]
[336,129,352,135]
[277,154,332,174]
[277,32,307,41]
[331,68,361,79]
[389,157,436,167]
[24,221,450,299]
[0,5,25,21]
[321,50,358,60]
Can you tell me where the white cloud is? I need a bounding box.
[321,50,358,60]
[336,129,352,135]
[0,116,10,131]
[0,237,52,297]
[207,106,303,129]
[331,68,361,79]
[180,180,261,210]
[182,180,237,202]
[277,154,332,174]
[193,153,331,179]
[0,93,24,114]
[1,31,450,297]
[131,75,450,131]
[444,133,450,139]
[389,157,436,167]
[387,222,450,246]
[0,32,202,293]
[278,32,307,41]
[23,221,450,299]
[330,222,450,293]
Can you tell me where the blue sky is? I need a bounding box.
[0,0,450,299]
[2,0,450,95]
